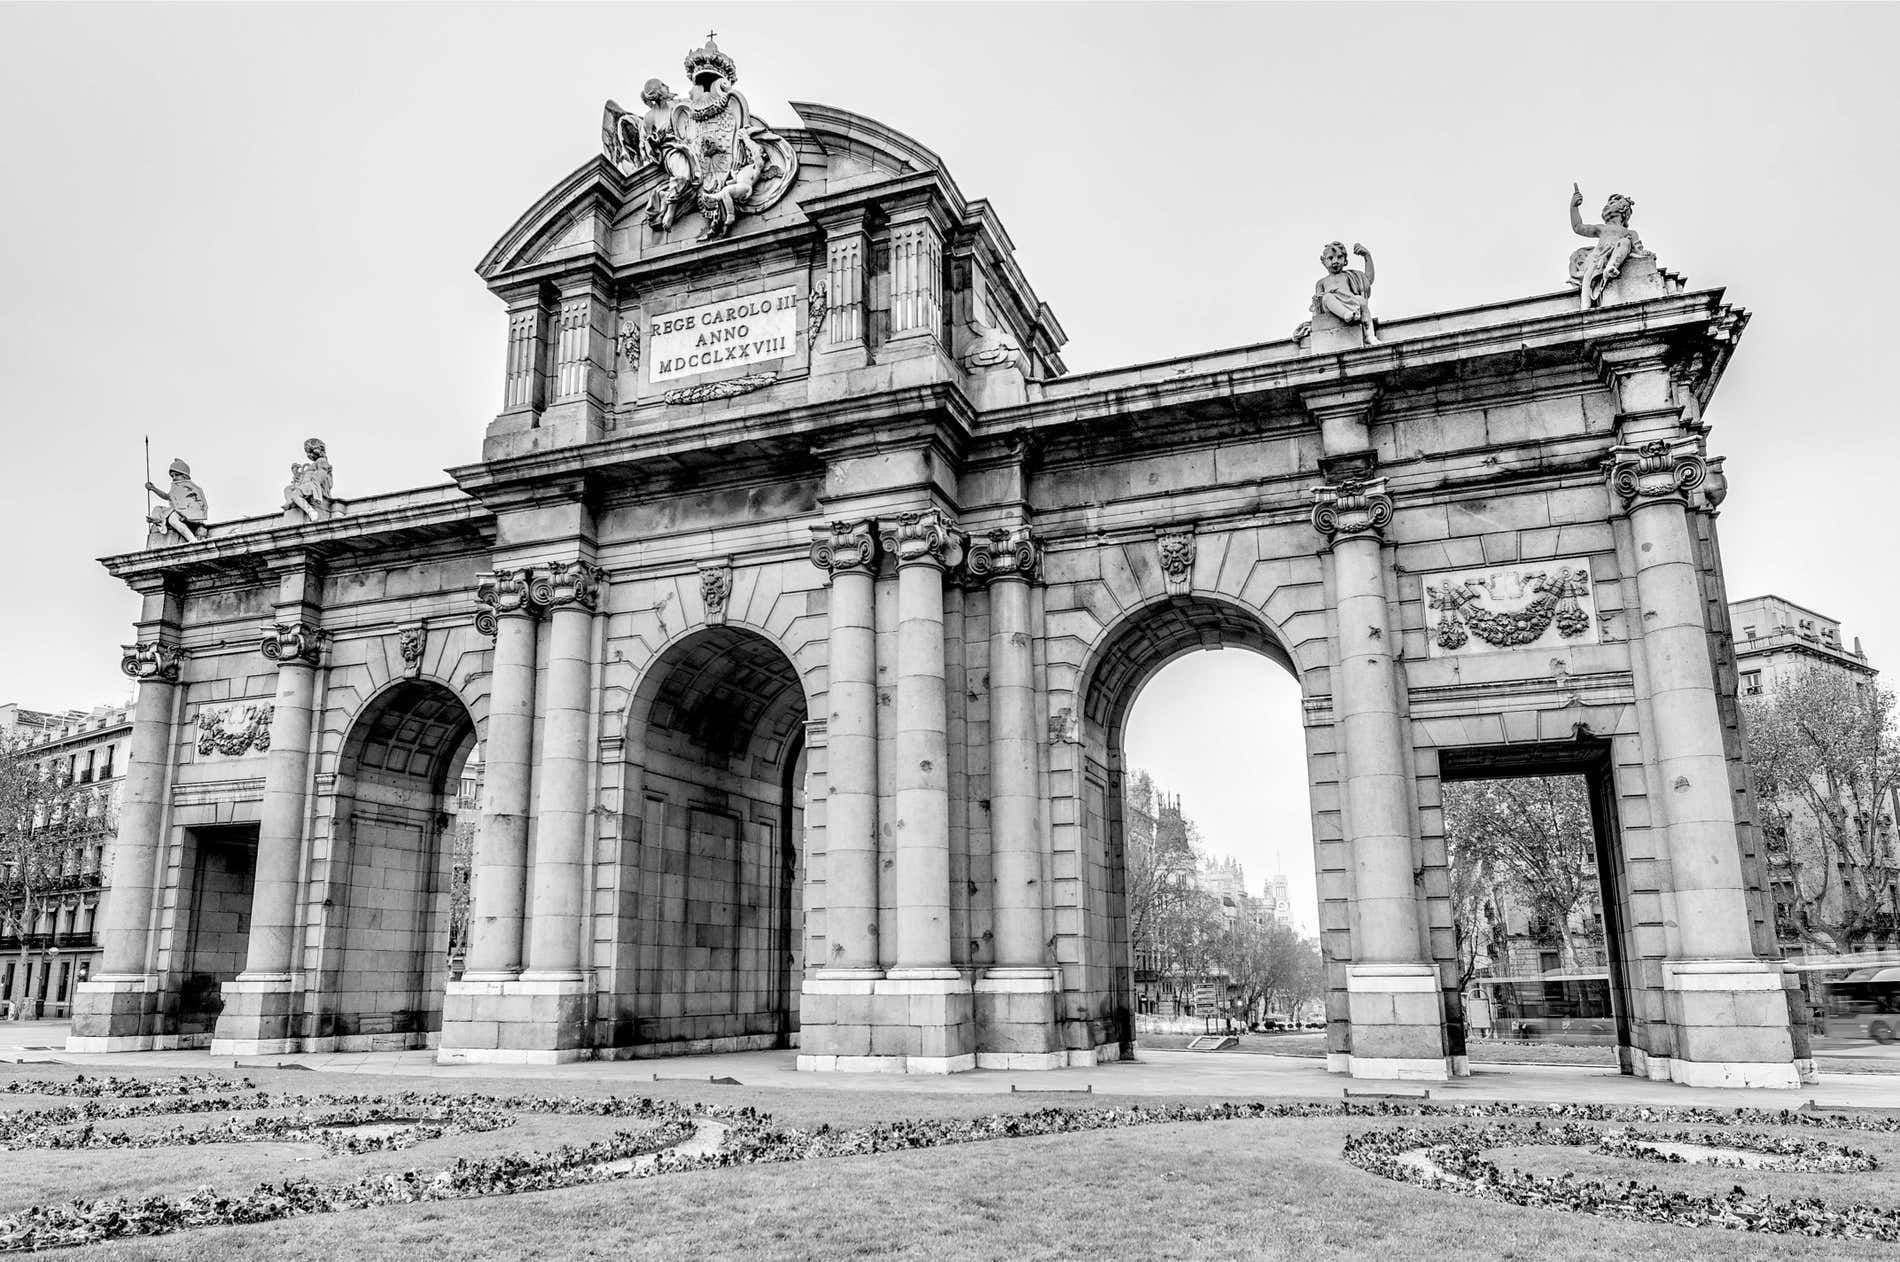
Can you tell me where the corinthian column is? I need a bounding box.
[967,527,1062,1068]
[967,528,1047,970]
[463,568,543,978]
[1312,474,1447,1079]
[886,510,961,974]
[210,619,323,1056]
[808,521,881,973]
[1606,433,1796,1087]
[67,636,185,1053]
[524,560,604,980]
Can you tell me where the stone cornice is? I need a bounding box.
[99,485,491,586]
[450,382,978,498]
[987,288,1740,439]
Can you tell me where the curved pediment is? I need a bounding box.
[477,157,629,283]
[477,68,974,285]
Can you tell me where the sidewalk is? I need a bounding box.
[5,1021,1898,1111]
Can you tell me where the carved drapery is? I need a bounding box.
[1310,477,1394,544]
[965,527,1040,582]
[809,519,880,578]
[1608,437,1707,509]
[259,622,324,667]
[120,642,187,682]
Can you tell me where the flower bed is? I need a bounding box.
[1344,1120,1900,1241]
[1,1076,1898,1251]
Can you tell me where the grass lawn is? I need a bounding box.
[3,1065,1897,1261]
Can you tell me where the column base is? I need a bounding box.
[1661,959,1800,1089]
[1344,964,1460,1081]
[67,974,163,1051]
[436,976,594,1063]
[209,974,302,1056]
[796,969,974,1072]
[975,967,1060,1064]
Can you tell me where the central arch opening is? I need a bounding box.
[1078,595,1321,1061]
[617,626,809,1055]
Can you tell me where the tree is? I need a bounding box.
[1441,775,1602,972]
[1214,917,1321,1021]
[1744,667,1900,954]
[1122,771,1198,955]
[0,735,95,1018]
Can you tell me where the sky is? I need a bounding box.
[2,3,1895,934]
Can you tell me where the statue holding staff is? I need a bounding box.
[145,458,209,545]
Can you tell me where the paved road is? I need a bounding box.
[0,1020,1897,1111]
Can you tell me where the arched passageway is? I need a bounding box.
[1077,596,1311,1058]
[613,627,808,1054]
[319,678,476,1046]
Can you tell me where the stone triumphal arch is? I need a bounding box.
[72,38,1803,1087]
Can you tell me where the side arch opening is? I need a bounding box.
[1074,595,1321,1061]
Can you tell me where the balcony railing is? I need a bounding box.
[0,932,97,952]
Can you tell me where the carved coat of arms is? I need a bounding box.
[601,35,796,243]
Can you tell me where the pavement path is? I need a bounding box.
[1,1021,1896,1111]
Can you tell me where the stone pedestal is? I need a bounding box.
[209,975,302,1056]
[799,971,975,1073]
[1304,305,1373,354]
[436,977,594,1064]
[1655,960,1799,1088]
[1344,965,1455,1081]
[974,969,1061,1069]
[66,974,162,1053]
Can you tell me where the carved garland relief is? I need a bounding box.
[196,703,273,756]
[1423,560,1600,658]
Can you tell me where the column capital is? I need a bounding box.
[883,509,963,570]
[1607,437,1707,510]
[965,527,1040,583]
[1311,476,1394,545]
[541,560,607,612]
[810,519,881,578]
[120,641,186,682]
[473,567,545,637]
[260,622,325,667]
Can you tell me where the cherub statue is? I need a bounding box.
[145,458,209,544]
[1569,185,1647,308]
[1309,241,1376,344]
[283,437,334,521]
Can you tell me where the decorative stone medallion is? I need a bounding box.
[1422,559,1599,658]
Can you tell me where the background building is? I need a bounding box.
[0,701,131,1017]
[1731,595,1874,697]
